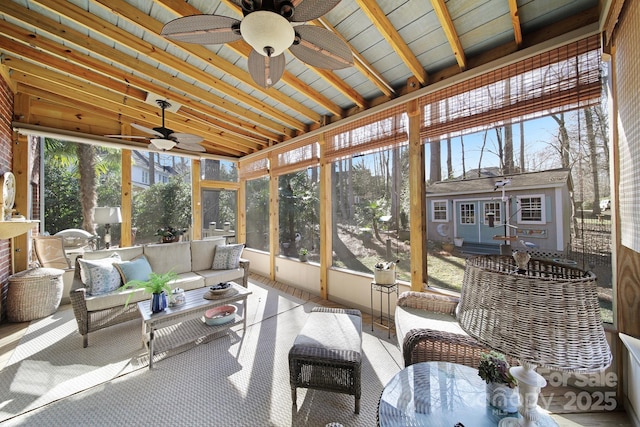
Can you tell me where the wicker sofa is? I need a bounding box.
[69,238,250,347]
[395,291,491,368]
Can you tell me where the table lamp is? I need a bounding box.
[94,207,122,249]
[457,255,612,427]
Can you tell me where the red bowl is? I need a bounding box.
[204,305,237,326]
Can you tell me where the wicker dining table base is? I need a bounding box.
[289,307,362,414]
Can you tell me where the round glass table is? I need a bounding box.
[378,361,558,427]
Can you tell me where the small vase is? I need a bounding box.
[486,382,519,413]
[150,292,168,313]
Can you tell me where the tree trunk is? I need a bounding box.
[148,152,156,185]
[519,121,525,173]
[77,144,97,233]
[551,113,571,168]
[585,108,601,214]
[460,136,466,178]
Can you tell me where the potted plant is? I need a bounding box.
[454,236,464,247]
[120,270,178,313]
[478,351,518,413]
[373,260,398,285]
[155,226,184,243]
[298,248,308,262]
[442,239,455,253]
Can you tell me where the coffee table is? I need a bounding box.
[378,361,558,426]
[137,282,251,368]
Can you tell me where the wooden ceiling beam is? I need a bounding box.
[508,0,523,48]
[355,0,428,86]
[315,17,395,98]
[430,0,467,71]
[5,0,305,135]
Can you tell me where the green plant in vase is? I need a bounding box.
[120,270,178,312]
[478,351,519,413]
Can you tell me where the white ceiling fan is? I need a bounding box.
[107,100,205,152]
[161,0,353,88]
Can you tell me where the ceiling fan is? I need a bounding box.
[161,0,354,88]
[107,100,205,152]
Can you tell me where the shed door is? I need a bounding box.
[454,201,478,242]
[479,200,503,244]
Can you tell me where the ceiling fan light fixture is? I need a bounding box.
[150,138,177,151]
[240,11,294,57]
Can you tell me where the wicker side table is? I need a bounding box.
[7,267,64,322]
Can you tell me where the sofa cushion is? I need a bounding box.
[85,287,150,312]
[114,255,153,284]
[190,238,225,272]
[77,253,122,296]
[144,242,192,275]
[83,246,144,262]
[197,268,244,287]
[212,244,244,270]
[171,272,205,291]
[395,305,467,349]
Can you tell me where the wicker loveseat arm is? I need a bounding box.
[238,258,250,288]
[397,291,459,315]
[403,328,491,368]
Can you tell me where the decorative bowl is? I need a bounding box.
[204,305,237,326]
[208,282,232,295]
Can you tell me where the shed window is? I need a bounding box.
[432,200,448,222]
[518,196,545,223]
[484,202,502,225]
[460,203,475,224]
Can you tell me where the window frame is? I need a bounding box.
[459,203,476,225]
[483,201,502,225]
[431,200,449,222]
[516,194,546,224]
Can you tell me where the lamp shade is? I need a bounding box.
[457,255,611,373]
[240,11,295,57]
[94,207,122,225]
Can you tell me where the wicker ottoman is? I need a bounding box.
[7,268,64,322]
[289,307,362,414]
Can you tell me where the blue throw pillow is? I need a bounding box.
[114,255,153,284]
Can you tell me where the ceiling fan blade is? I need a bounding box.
[248,50,286,88]
[290,0,342,22]
[289,25,353,69]
[104,134,149,139]
[131,123,164,137]
[170,132,203,145]
[150,138,177,151]
[161,15,242,45]
[175,142,206,152]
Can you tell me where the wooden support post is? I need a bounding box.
[192,159,202,241]
[408,99,427,291]
[269,156,279,281]
[238,176,246,245]
[319,133,331,300]
[12,94,32,272]
[120,148,132,247]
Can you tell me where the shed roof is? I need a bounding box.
[426,168,572,197]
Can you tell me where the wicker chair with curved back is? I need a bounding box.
[33,235,72,269]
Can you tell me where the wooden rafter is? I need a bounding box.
[509,0,523,48]
[431,0,467,71]
[355,0,428,85]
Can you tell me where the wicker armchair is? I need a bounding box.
[395,291,491,368]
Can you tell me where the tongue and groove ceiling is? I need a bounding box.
[0,0,604,158]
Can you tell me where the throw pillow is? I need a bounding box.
[211,243,245,270]
[114,255,153,285]
[78,253,122,296]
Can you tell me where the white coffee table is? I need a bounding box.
[137,283,251,368]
